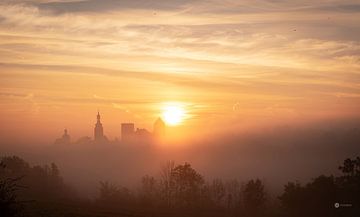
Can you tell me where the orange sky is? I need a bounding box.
[0,0,360,143]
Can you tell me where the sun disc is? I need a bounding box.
[162,104,185,126]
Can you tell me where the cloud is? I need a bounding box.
[309,4,360,13]
[1,61,359,102]
[1,3,358,70]
[0,0,359,131]
[33,0,196,13]
[0,92,30,98]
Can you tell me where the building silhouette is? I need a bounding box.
[121,123,134,142]
[75,136,92,145]
[94,111,105,142]
[54,129,71,145]
[153,117,165,137]
[54,113,166,145]
[135,128,152,141]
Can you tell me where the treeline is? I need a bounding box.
[96,162,268,216]
[0,156,80,216]
[1,156,359,217]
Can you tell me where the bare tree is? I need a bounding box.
[210,179,226,207]
[159,160,175,207]
[139,175,157,206]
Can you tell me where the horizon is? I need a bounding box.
[0,1,360,217]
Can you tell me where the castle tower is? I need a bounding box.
[54,128,70,145]
[94,111,104,141]
[153,117,165,137]
[62,129,70,143]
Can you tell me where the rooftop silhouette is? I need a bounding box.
[54,112,166,145]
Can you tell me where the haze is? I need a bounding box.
[0,0,360,199]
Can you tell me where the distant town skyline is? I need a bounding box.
[55,111,166,145]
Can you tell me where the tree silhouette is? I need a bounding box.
[339,157,360,177]
[307,175,337,217]
[209,179,226,207]
[279,157,360,217]
[280,175,339,217]
[279,182,305,217]
[2,154,360,217]
[337,157,360,215]
[171,162,204,208]
[159,160,175,207]
[0,161,23,217]
[0,156,77,217]
[98,181,132,207]
[225,179,241,210]
[139,175,157,206]
[242,179,266,217]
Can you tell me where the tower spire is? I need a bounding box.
[97,110,101,122]
[94,110,104,142]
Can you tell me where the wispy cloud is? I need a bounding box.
[0,0,359,137]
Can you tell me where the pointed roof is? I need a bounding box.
[154,117,165,126]
[96,110,101,122]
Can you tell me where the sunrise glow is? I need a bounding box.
[0,0,358,142]
[162,103,186,126]
[0,1,359,217]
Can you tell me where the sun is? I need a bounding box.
[162,104,186,126]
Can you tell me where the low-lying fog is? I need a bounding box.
[1,117,359,198]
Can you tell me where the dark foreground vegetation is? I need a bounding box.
[0,155,359,217]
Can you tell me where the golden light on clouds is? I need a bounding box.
[0,0,359,142]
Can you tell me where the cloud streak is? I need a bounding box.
[0,0,359,140]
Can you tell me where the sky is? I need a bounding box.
[0,0,360,143]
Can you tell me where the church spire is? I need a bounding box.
[94,110,104,142]
[153,117,165,137]
[97,110,101,123]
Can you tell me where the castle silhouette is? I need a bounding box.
[54,111,165,145]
